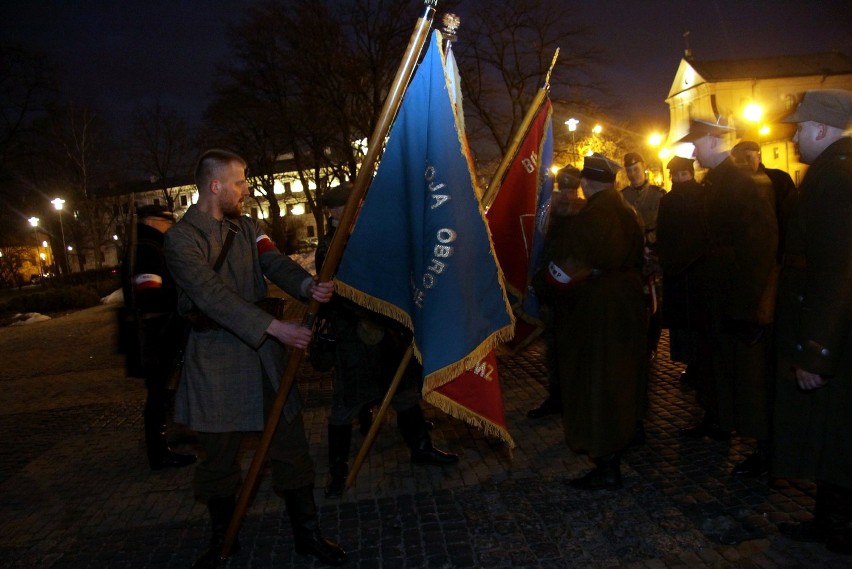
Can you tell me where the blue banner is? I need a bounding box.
[335,31,514,386]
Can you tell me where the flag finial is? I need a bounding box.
[442,13,460,42]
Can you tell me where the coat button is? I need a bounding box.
[795,344,803,351]
[821,348,830,356]
[797,295,804,302]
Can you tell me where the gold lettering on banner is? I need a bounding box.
[472,360,495,381]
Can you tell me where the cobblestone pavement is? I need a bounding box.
[1,302,849,568]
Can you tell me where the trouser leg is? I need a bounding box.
[396,404,459,466]
[282,484,348,566]
[192,431,244,568]
[325,423,352,497]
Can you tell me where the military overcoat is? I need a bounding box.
[771,137,852,488]
[164,206,313,432]
[700,157,778,438]
[537,188,647,458]
[656,179,706,364]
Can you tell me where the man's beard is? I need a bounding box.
[224,201,243,219]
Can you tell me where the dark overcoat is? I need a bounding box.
[164,206,313,432]
[537,188,647,458]
[700,157,778,438]
[656,179,706,364]
[771,137,852,488]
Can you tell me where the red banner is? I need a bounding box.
[428,350,515,448]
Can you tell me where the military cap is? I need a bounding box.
[136,204,175,221]
[676,118,735,143]
[323,183,352,208]
[666,155,695,172]
[732,140,760,154]
[623,152,645,167]
[580,153,621,183]
[781,89,852,130]
[556,165,581,190]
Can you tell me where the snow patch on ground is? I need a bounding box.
[101,289,124,305]
[9,313,52,326]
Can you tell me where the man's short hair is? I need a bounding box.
[194,149,246,191]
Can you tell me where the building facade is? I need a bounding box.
[664,52,852,184]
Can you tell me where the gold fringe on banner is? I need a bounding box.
[424,388,516,449]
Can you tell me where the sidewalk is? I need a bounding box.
[0,302,848,568]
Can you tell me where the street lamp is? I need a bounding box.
[51,197,68,274]
[565,118,579,166]
[647,133,666,186]
[28,216,43,278]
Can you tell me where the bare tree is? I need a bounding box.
[129,101,196,210]
[0,44,59,245]
[43,103,121,271]
[0,245,30,288]
[205,0,434,245]
[451,0,605,178]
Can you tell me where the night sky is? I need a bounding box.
[2,1,850,131]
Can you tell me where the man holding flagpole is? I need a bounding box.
[164,149,346,567]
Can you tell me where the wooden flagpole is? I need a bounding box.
[345,344,414,489]
[219,1,438,559]
[342,11,461,494]
[481,49,560,209]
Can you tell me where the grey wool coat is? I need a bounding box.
[164,205,314,432]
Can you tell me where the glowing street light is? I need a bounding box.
[592,124,602,134]
[51,197,68,274]
[647,133,663,147]
[27,217,43,277]
[565,118,580,166]
[743,103,763,122]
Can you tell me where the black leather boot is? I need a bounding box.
[283,485,347,566]
[397,405,459,466]
[731,440,770,477]
[144,412,196,470]
[569,453,623,491]
[192,496,240,568]
[326,423,352,498]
